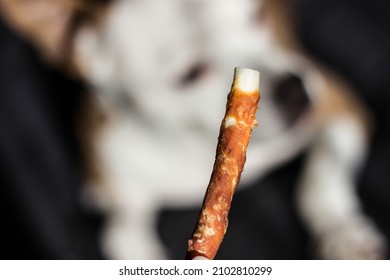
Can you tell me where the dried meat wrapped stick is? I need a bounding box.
[187,67,260,260]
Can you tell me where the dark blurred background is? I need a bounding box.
[0,17,104,259]
[1,0,389,259]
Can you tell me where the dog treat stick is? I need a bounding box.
[187,67,260,260]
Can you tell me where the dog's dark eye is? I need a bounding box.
[273,74,310,125]
[179,63,208,86]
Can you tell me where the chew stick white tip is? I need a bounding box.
[233,67,260,93]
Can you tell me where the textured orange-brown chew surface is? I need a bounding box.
[187,69,260,260]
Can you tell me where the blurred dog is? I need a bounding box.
[0,0,386,259]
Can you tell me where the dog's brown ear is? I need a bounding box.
[0,0,75,62]
[0,0,110,63]
[260,0,300,51]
